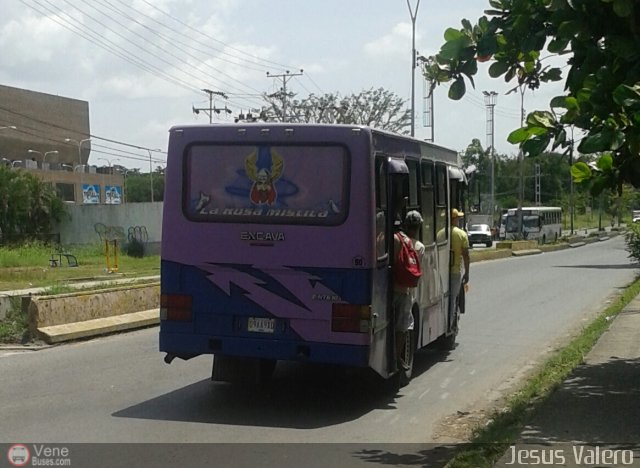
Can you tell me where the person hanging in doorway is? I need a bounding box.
[449,209,469,324]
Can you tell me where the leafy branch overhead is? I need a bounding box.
[423,0,640,194]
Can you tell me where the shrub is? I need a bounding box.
[624,223,640,263]
[126,238,145,258]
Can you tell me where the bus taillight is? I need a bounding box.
[160,294,193,321]
[331,304,371,333]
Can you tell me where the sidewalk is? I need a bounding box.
[494,294,640,467]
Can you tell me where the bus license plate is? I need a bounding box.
[247,317,275,333]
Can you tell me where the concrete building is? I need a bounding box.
[0,84,124,204]
[0,84,91,166]
[0,84,158,251]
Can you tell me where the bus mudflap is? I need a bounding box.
[212,355,276,384]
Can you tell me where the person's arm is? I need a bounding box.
[462,247,470,283]
[393,232,398,253]
[462,232,470,283]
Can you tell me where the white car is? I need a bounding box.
[467,223,493,247]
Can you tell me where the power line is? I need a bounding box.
[21,0,267,111]
[305,74,326,95]
[107,0,286,74]
[138,0,298,71]
[0,105,164,163]
[85,0,268,98]
[57,0,264,99]
[21,0,202,95]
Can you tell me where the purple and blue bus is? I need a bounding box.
[160,123,466,386]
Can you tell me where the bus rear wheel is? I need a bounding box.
[396,312,418,388]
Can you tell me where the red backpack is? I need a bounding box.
[393,232,422,288]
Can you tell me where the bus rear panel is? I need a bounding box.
[160,125,378,371]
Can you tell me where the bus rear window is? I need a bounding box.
[183,144,349,225]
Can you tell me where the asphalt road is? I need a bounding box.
[0,237,636,446]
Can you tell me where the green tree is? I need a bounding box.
[423,0,640,195]
[124,171,164,203]
[462,138,490,212]
[262,88,412,134]
[0,166,67,243]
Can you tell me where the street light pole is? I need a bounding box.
[65,137,92,166]
[483,91,498,221]
[44,151,59,165]
[407,0,421,138]
[146,150,163,203]
[28,149,59,166]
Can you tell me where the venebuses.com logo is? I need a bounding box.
[7,444,30,467]
[6,444,71,467]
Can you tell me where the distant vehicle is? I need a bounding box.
[505,207,562,243]
[632,210,640,223]
[467,223,493,247]
[466,214,491,230]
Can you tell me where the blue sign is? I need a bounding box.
[82,184,100,204]
[105,185,122,204]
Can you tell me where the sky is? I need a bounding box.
[0,0,567,170]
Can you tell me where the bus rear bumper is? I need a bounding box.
[160,333,369,367]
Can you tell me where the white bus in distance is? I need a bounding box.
[504,207,562,243]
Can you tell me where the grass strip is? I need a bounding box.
[445,275,640,468]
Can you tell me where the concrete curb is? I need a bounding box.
[38,308,159,344]
[511,249,542,257]
[568,241,587,248]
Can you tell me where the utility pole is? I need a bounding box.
[407,0,421,137]
[535,163,541,205]
[266,70,303,122]
[193,89,229,123]
[569,128,575,235]
[516,87,526,236]
[483,91,498,221]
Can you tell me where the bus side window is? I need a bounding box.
[435,164,448,243]
[408,160,419,209]
[421,161,435,245]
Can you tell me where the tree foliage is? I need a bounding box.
[262,88,412,134]
[124,170,164,203]
[0,166,68,243]
[424,0,640,194]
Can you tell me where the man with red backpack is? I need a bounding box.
[392,211,423,369]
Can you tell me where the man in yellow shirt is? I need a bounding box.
[449,209,469,325]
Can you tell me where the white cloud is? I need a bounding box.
[363,22,420,59]
[0,12,73,65]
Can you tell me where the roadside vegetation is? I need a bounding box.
[446,276,640,468]
[0,242,159,290]
[0,298,27,344]
[0,242,159,343]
